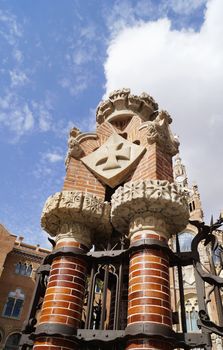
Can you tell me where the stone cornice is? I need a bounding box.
[111,180,189,237]
[41,191,112,245]
[96,88,158,125]
[11,249,46,262]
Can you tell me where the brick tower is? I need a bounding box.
[33,89,189,350]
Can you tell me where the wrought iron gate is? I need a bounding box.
[19,218,223,349]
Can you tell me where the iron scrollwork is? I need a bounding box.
[190,217,223,341]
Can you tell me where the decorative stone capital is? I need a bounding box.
[129,214,168,240]
[55,223,92,248]
[41,191,112,246]
[96,88,158,125]
[111,180,189,238]
[139,110,179,156]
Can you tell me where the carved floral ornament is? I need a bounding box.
[111,179,189,238]
[41,191,112,246]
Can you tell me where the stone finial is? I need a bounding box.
[139,110,179,156]
[65,127,98,169]
[41,191,112,247]
[96,88,158,125]
[111,180,189,237]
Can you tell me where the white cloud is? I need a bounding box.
[10,69,29,87]
[0,9,22,45]
[13,49,23,63]
[169,0,207,15]
[0,92,34,140]
[33,148,65,181]
[103,0,223,220]
[31,95,54,132]
[44,152,63,163]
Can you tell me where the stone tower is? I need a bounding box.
[173,154,203,221]
[33,89,189,350]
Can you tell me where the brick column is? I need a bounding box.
[111,180,189,350]
[34,191,111,349]
[127,217,172,350]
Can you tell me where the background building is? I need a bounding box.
[172,154,223,349]
[0,225,49,350]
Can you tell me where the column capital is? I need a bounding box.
[41,191,112,246]
[111,179,189,238]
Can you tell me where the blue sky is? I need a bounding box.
[1,0,222,248]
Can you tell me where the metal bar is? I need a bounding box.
[100,242,111,330]
[85,263,96,329]
[208,246,223,325]
[176,233,187,333]
[113,238,125,330]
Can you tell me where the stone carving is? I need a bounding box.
[41,191,112,246]
[81,133,146,188]
[55,223,91,248]
[65,127,98,169]
[129,215,168,239]
[96,88,158,126]
[139,110,179,156]
[111,180,189,237]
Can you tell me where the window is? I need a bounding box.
[178,232,194,252]
[185,298,199,332]
[4,332,21,350]
[15,262,32,276]
[2,289,25,319]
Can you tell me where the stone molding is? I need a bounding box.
[129,215,168,240]
[139,110,179,156]
[55,222,92,248]
[111,180,189,237]
[96,88,158,125]
[41,191,112,246]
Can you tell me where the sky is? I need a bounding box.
[0,0,222,248]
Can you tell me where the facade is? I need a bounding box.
[0,225,49,350]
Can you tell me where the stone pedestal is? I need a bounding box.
[111,180,189,350]
[33,191,111,350]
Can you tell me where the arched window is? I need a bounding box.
[4,332,21,350]
[15,262,32,276]
[2,289,25,319]
[20,263,27,275]
[185,298,199,332]
[26,264,32,276]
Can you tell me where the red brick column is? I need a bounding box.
[34,190,111,349]
[126,221,172,350]
[111,180,189,350]
[34,238,88,350]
